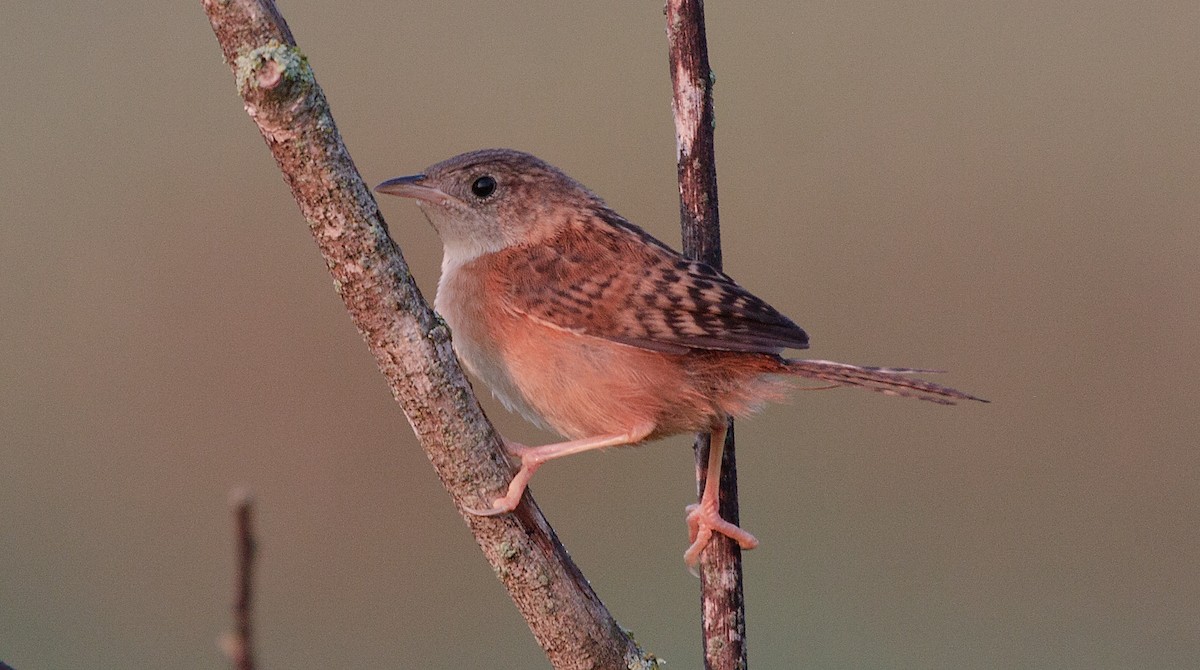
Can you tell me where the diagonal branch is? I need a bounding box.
[200,2,656,668]
[665,1,750,669]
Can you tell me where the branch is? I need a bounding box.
[200,2,656,668]
[665,1,749,669]
[221,490,256,670]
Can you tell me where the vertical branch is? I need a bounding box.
[666,0,722,263]
[665,2,749,670]
[223,490,256,670]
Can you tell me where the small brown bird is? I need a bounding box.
[376,149,984,569]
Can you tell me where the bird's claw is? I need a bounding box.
[683,501,759,575]
[462,497,519,517]
[463,439,536,517]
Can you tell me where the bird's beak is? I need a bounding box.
[374,174,450,205]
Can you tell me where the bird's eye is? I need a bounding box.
[471,175,497,199]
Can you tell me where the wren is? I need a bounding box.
[376,149,984,569]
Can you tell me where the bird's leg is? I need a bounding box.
[465,424,654,516]
[684,421,759,571]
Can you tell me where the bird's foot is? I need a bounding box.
[683,499,759,574]
[463,439,538,516]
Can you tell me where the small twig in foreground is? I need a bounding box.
[220,489,256,670]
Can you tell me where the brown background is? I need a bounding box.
[3,2,1197,668]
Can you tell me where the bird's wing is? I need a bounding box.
[493,208,809,355]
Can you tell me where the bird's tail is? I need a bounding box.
[786,359,988,405]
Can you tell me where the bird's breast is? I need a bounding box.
[435,255,553,431]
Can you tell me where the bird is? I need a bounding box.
[375,149,985,570]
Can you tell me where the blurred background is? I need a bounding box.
[3,2,1197,668]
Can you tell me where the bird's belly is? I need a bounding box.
[493,314,701,440]
[436,294,553,432]
[453,324,555,431]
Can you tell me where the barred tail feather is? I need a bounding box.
[786,359,988,405]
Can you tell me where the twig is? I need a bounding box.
[200,2,656,668]
[223,490,256,670]
[665,1,749,669]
